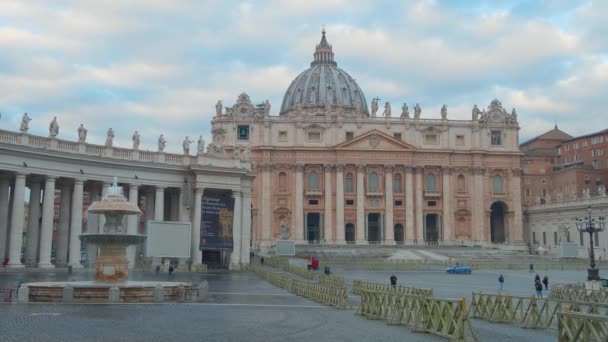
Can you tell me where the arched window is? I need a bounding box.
[393,174,402,193]
[426,174,436,192]
[457,175,465,192]
[279,172,287,191]
[493,175,503,193]
[369,172,379,191]
[345,173,353,193]
[309,171,318,191]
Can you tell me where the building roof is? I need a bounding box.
[520,125,572,147]
[562,128,608,143]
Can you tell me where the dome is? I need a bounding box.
[280,30,368,115]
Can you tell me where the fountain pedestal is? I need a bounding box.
[96,243,129,281]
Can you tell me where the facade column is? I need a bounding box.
[7,173,27,267]
[415,167,424,243]
[25,180,42,266]
[68,179,84,268]
[295,164,304,243]
[240,191,252,264]
[86,184,101,268]
[510,168,524,244]
[405,167,414,243]
[154,186,165,221]
[442,167,452,243]
[170,190,179,221]
[38,176,56,268]
[261,164,272,244]
[323,165,333,243]
[126,184,139,268]
[191,187,203,265]
[0,176,11,259]
[335,165,345,244]
[230,190,243,269]
[384,166,395,245]
[56,183,71,267]
[356,165,367,244]
[472,167,484,242]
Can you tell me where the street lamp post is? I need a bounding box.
[575,206,607,281]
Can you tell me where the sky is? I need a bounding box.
[0,0,606,152]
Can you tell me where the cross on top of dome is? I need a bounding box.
[312,29,336,67]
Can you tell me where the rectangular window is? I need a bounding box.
[308,199,318,205]
[554,232,558,245]
[583,141,588,148]
[345,199,354,206]
[532,232,536,245]
[593,160,599,169]
[424,134,437,145]
[393,133,402,140]
[595,232,600,247]
[456,135,465,146]
[394,200,402,206]
[557,148,561,155]
[491,131,502,145]
[237,125,250,140]
[427,201,436,207]
[278,131,288,142]
[346,132,354,140]
[580,231,585,246]
[307,131,321,141]
[542,232,546,245]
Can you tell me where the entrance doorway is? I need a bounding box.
[394,224,404,243]
[367,213,381,242]
[345,223,355,243]
[306,213,321,242]
[490,202,506,243]
[424,214,440,243]
[202,250,225,269]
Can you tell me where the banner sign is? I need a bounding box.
[200,196,234,250]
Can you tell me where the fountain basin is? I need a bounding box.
[25,281,194,303]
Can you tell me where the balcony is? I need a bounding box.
[424,190,442,198]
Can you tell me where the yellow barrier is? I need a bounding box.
[319,274,345,287]
[283,264,317,280]
[551,286,608,304]
[558,312,608,341]
[352,280,432,297]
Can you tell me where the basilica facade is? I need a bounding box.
[211,31,524,249]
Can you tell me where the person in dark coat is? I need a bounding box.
[498,274,504,291]
[542,275,549,291]
[390,275,397,287]
[535,279,543,298]
[535,274,541,283]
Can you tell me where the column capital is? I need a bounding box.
[335,164,344,172]
[414,166,424,173]
[232,190,242,197]
[195,187,205,194]
[73,178,85,185]
[404,165,414,173]
[295,164,305,172]
[472,166,484,175]
[155,185,167,191]
[14,172,27,179]
[442,166,451,174]
[356,164,366,172]
[129,184,139,190]
[45,175,57,181]
[384,165,394,173]
[323,164,334,171]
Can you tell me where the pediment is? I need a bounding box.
[335,129,415,151]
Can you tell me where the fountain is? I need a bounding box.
[23,177,202,303]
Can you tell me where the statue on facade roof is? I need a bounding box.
[20,113,31,133]
[77,124,87,143]
[414,103,421,119]
[401,103,409,118]
[182,136,193,155]
[382,102,391,117]
[132,131,140,150]
[158,134,166,152]
[197,135,205,154]
[441,105,447,120]
[510,108,518,124]
[370,98,379,117]
[105,128,114,147]
[49,116,59,137]
[263,100,271,117]
[472,105,481,121]
[215,100,223,116]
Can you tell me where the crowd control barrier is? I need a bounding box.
[551,286,608,304]
[351,280,432,297]
[558,312,608,341]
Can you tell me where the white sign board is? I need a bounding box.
[146,221,191,258]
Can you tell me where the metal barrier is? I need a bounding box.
[558,312,608,341]
[283,264,317,280]
[352,280,432,297]
[470,291,608,330]
[318,274,345,287]
[355,289,478,341]
[551,287,608,304]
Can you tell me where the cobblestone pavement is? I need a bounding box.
[0,267,587,341]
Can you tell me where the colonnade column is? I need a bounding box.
[405,167,414,243]
[442,167,452,243]
[323,165,333,243]
[261,165,271,244]
[126,184,139,267]
[240,191,252,264]
[25,180,42,266]
[335,165,345,244]
[472,167,484,242]
[68,179,84,268]
[38,176,56,268]
[55,183,71,267]
[191,187,203,265]
[0,176,11,259]
[230,190,242,269]
[295,165,304,242]
[510,169,524,243]
[7,173,26,267]
[154,186,165,221]
[415,167,424,243]
[384,166,395,245]
[356,165,366,244]
[86,184,101,268]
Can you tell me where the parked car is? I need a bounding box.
[446,264,472,274]
[600,278,608,287]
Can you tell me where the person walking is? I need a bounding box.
[390,275,397,287]
[535,274,541,284]
[529,263,534,273]
[498,274,504,291]
[542,275,549,291]
[535,279,543,299]
[168,264,174,281]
